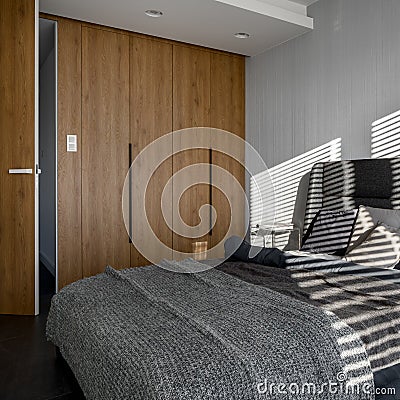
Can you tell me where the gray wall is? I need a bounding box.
[39,47,56,275]
[246,0,400,235]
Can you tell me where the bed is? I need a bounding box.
[47,159,400,399]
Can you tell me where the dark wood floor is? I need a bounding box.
[0,264,85,400]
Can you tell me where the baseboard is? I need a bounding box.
[40,251,56,277]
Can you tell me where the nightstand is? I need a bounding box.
[251,223,301,250]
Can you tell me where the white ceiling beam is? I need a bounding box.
[257,0,307,15]
[214,0,313,29]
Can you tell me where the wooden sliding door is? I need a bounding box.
[0,0,37,315]
[82,27,130,276]
[172,46,211,258]
[130,37,173,267]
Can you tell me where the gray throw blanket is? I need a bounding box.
[219,262,400,373]
[47,264,374,400]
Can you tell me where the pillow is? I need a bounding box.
[349,205,400,247]
[301,209,358,255]
[224,236,286,268]
[345,223,378,254]
[345,223,400,269]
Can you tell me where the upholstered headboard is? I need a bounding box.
[303,158,400,233]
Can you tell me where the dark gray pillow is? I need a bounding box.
[224,236,286,268]
[301,209,358,256]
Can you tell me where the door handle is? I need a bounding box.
[128,143,132,244]
[8,169,33,174]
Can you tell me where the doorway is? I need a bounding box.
[39,18,57,300]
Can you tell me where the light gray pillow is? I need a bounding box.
[366,206,400,228]
[349,206,400,247]
[345,223,400,269]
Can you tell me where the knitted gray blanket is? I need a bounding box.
[219,261,400,373]
[47,265,374,400]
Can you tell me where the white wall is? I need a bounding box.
[39,47,56,275]
[246,0,400,235]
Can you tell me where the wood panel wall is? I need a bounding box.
[40,14,245,287]
[130,37,173,267]
[81,27,131,277]
[56,18,82,289]
[172,46,211,257]
[210,54,246,251]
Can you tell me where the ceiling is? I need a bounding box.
[40,0,317,56]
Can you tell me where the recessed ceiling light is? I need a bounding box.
[145,9,163,18]
[234,32,251,39]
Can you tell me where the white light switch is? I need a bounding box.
[67,135,77,152]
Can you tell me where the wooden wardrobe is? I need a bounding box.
[45,15,245,289]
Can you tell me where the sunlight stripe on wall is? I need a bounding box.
[250,139,341,247]
[372,109,400,158]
